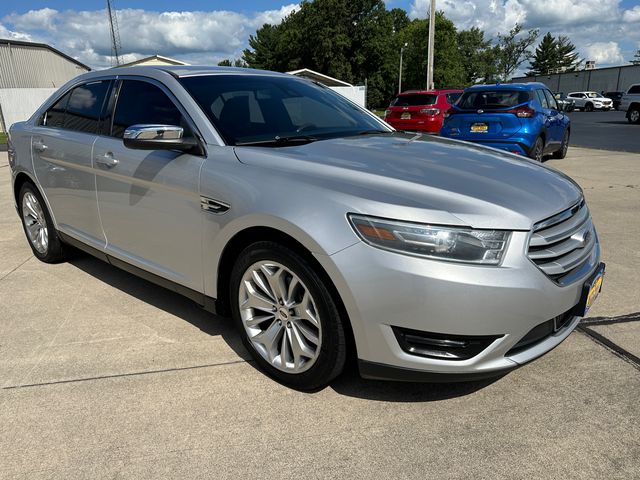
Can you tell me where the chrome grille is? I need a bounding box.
[528,199,598,284]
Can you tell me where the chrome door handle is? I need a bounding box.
[33,140,48,152]
[95,154,119,168]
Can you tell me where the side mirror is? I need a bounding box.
[123,124,201,153]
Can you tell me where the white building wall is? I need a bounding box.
[0,88,56,132]
[329,85,367,107]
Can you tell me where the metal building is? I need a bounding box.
[0,39,90,132]
[513,64,640,95]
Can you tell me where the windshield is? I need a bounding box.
[457,90,531,109]
[391,94,438,107]
[179,74,385,145]
[586,92,600,98]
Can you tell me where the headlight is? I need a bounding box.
[348,214,511,265]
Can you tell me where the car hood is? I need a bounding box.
[233,133,582,230]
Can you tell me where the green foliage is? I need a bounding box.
[495,23,539,81]
[457,27,496,84]
[630,49,640,65]
[527,33,581,75]
[217,59,232,66]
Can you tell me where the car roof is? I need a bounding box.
[465,82,546,91]
[398,89,463,95]
[60,65,298,85]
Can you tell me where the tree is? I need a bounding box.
[217,59,232,66]
[555,35,581,72]
[630,49,640,65]
[495,23,539,81]
[527,32,557,75]
[457,27,494,84]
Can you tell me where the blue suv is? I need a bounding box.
[440,83,570,161]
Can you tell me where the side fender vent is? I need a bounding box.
[200,196,230,214]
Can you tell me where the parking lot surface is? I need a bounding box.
[1,148,639,479]
[567,110,639,153]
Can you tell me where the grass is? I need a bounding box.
[370,108,386,118]
[0,132,7,145]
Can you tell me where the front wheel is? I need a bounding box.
[552,130,570,159]
[628,107,640,124]
[230,241,347,390]
[584,103,594,112]
[18,183,68,263]
[529,136,544,162]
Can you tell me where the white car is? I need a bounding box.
[619,84,640,124]
[567,92,613,112]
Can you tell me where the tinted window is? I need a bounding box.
[112,80,190,138]
[543,90,558,110]
[64,81,111,134]
[180,75,382,145]
[445,92,462,104]
[44,91,71,128]
[629,85,640,94]
[535,89,550,108]
[458,90,530,109]
[391,94,438,106]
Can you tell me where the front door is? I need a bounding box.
[94,78,205,292]
[31,80,112,247]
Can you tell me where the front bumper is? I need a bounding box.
[315,231,600,381]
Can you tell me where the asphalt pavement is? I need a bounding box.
[1,149,639,479]
[567,110,639,153]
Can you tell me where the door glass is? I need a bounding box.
[536,90,550,109]
[543,90,559,110]
[112,80,191,138]
[64,81,111,134]
[44,91,72,128]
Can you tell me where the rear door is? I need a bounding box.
[93,78,205,292]
[30,79,112,247]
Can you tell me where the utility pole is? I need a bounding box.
[398,43,408,94]
[426,0,436,90]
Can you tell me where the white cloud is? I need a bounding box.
[409,0,640,67]
[2,5,298,69]
[622,6,640,23]
[584,41,624,64]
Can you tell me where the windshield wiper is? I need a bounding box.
[352,129,393,136]
[235,135,319,147]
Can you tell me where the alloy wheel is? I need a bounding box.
[22,191,48,254]
[630,109,640,123]
[238,261,322,374]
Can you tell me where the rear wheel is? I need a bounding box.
[230,241,347,390]
[584,103,594,112]
[529,136,544,162]
[18,183,68,263]
[552,130,570,159]
[628,107,640,124]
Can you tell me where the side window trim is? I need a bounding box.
[109,75,206,155]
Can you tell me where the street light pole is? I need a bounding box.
[398,42,408,94]
[426,0,436,90]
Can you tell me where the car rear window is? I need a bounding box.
[457,90,531,109]
[391,94,438,106]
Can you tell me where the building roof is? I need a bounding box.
[0,38,90,70]
[117,55,190,68]
[287,68,353,87]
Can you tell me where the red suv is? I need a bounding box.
[384,89,463,133]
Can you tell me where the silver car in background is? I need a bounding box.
[8,66,604,389]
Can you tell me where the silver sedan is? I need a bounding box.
[8,66,604,389]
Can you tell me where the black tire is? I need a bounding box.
[18,182,68,263]
[529,136,544,162]
[552,130,570,159]
[584,103,594,112]
[229,241,347,390]
[628,107,640,124]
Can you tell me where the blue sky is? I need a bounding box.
[1,1,639,70]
